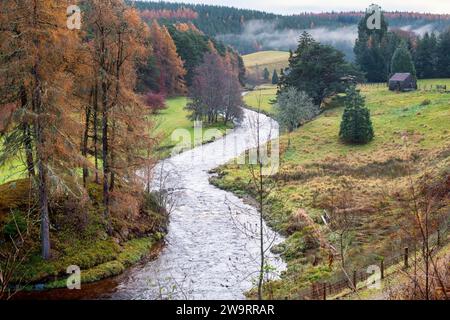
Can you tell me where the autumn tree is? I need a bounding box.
[187,51,243,124]
[0,0,86,259]
[85,0,156,234]
[149,20,186,96]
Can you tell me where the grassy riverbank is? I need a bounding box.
[0,179,168,292]
[211,79,450,299]
[154,97,234,158]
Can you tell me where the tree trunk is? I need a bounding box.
[102,80,112,235]
[32,1,50,260]
[93,83,99,184]
[20,86,35,177]
[33,81,50,260]
[82,89,93,187]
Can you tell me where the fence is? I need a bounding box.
[296,223,449,300]
[359,82,450,93]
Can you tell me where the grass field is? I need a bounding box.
[154,97,233,157]
[212,79,450,299]
[243,51,290,80]
[243,85,278,115]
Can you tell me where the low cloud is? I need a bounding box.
[221,20,357,50]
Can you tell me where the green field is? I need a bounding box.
[243,85,278,115]
[154,97,233,157]
[212,79,450,299]
[243,51,290,80]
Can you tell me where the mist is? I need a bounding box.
[217,19,442,60]
[217,20,358,59]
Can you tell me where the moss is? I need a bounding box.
[18,237,157,290]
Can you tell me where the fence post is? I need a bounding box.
[380,259,385,280]
[404,247,409,269]
[323,282,327,300]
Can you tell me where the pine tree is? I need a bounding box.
[391,41,416,77]
[354,10,390,82]
[339,86,374,145]
[437,29,450,78]
[263,68,270,81]
[271,70,279,85]
[414,33,438,79]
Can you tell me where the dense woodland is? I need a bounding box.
[355,11,450,82]
[134,1,450,36]
[134,1,450,56]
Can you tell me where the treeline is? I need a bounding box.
[0,0,171,259]
[355,11,450,82]
[414,31,450,79]
[132,1,450,38]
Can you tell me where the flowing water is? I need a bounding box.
[104,108,285,300]
[16,108,286,300]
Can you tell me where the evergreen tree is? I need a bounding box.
[437,29,450,78]
[414,33,438,79]
[263,68,270,81]
[339,86,374,145]
[272,70,279,85]
[280,32,362,107]
[391,41,416,77]
[354,10,389,82]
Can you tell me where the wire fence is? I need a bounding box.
[359,82,450,93]
[296,222,450,300]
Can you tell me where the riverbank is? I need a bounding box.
[154,97,234,158]
[0,179,169,296]
[211,79,450,299]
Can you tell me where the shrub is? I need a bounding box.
[2,210,27,239]
[421,99,431,106]
[145,91,166,114]
[339,86,374,144]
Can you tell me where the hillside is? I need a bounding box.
[212,80,450,299]
[134,1,450,55]
[243,51,289,82]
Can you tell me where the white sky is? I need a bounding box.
[159,0,450,14]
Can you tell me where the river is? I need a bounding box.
[17,108,286,300]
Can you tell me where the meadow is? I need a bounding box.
[212,79,450,298]
[154,97,232,157]
[243,51,290,80]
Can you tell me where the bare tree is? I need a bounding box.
[393,141,449,299]
[225,91,282,300]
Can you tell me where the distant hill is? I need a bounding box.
[243,51,289,82]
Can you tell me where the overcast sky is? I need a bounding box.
[158,0,450,14]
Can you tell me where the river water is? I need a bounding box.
[104,108,285,300]
[16,108,286,300]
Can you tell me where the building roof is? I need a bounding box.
[389,73,412,82]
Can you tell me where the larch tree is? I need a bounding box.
[0,0,86,259]
[86,0,156,233]
[149,20,186,96]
